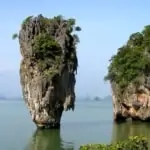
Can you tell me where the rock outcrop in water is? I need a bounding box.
[13,14,81,128]
[104,25,150,122]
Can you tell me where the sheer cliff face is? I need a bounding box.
[112,81,150,121]
[105,26,150,122]
[18,15,80,128]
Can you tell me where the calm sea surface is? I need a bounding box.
[0,100,150,150]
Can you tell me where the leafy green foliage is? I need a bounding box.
[105,25,150,91]
[22,16,33,26]
[12,33,18,40]
[75,26,82,31]
[32,33,61,60]
[31,33,62,77]
[80,136,148,150]
[26,15,81,77]
[127,32,143,47]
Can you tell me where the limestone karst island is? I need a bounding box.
[105,25,150,122]
[13,14,81,129]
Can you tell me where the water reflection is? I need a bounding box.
[25,129,74,150]
[111,121,150,147]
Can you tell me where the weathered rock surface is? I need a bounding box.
[111,82,150,121]
[18,14,80,128]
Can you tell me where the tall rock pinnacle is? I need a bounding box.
[13,14,81,129]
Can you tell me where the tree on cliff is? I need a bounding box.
[12,14,81,129]
[12,15,81,75]
[104,25,150,92]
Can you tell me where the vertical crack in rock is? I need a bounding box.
[14,14,81,129]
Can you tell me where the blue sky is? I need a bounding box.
[0,1,150,98]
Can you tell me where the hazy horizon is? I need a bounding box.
[1,1,150,97]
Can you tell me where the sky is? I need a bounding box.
[0,1,150,98]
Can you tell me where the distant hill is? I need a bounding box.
[0,96,7,100]
[0,95,22,101]
[103,95,112,101]
[78,95,112,101]
[93,96,102,101]
[93,95,112,101]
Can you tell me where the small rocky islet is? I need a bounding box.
[13,14,150,149]
[13,14,81,129]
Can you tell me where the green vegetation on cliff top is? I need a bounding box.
[104,25,150,91]
[12,15,81,78]
[80,136,148,150]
